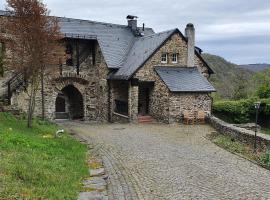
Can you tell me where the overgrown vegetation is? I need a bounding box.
[204,53,270,126]
[262,128,270,135]
[213,98,270,123]
[202,53,254,100]
[209,133,270,169]
[0,113,88,199]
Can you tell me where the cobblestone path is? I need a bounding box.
[66,122,270,200]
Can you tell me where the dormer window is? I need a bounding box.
[172,53,178,63]
[161,53,168,63]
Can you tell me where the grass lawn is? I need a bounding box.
[0,112,88,200]
[208,133,270,170]
[262,127,270,135]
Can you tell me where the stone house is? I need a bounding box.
[0,12,215,123]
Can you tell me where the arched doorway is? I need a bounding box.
[55,85,84,119]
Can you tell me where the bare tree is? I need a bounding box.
[5,0,61,127]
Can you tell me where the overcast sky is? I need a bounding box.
[1,0,270,64]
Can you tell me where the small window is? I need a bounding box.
[172,53,178,63]
[161,53,167,63]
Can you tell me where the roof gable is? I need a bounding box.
[110,29,214,80]
[110,29,178,80]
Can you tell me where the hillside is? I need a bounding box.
[202,53,254,99]
[238,64,270,72]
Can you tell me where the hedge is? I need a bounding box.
[213,98,270,124]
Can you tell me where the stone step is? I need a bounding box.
[138,115,154,123]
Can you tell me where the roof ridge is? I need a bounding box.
[57,16,127,28]
[0,10,151,30]
[155,66,197,69]
[138,28,177,39]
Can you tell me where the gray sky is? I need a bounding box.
[1,0,270,64]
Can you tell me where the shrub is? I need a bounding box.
[256,85,270,99]
[213,98,270,124]
[259,150,270,167]
[213,99,254,123]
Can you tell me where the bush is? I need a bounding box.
[259,150,270,167]
[213,98,270,124]
[256,85,270,99]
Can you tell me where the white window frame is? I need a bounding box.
[161,53,168,63]
[172,53,178,64]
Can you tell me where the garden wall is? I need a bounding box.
[209,116,270,149]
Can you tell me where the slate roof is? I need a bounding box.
[58,17,154,69]
[110,29,177,80]
[0,10,214,80]
[0,10,12,16]
[155,66,216,92]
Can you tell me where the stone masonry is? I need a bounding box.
[1,12,214,124]
[134,33,212,123]
[11,41,110,122]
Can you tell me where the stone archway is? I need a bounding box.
[55,85,84,119]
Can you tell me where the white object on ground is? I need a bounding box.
[55,129,64,137]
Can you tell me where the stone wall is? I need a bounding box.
[135,33,209,81]
[11,41,110,122]
[210,116,270,149]
[169,93,212,123]
[134,32,211,123]
[128,83,138,122]
[6,29,213,124]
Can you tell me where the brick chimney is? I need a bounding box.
[185,23,195,67]
[127,15,138,31]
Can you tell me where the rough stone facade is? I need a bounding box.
[11,41,110,122]
[169,93,212,123]
[134,32,212,123]
[4,22,213,124]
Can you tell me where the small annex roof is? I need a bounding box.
[155,66,216,92]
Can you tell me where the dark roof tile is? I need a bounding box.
[155,66,216,92]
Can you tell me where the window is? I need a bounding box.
[172,53,178,63]
[161,53,167,63]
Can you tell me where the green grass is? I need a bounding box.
[0,113,88,200]
[211,134,251,156]
[209,133,270,169]
[262,127,270,135]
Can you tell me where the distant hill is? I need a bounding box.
[238,64,270,72]
[202,53,254,99]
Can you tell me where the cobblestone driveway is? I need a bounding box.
[66,122,270,200]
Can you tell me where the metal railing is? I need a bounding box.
[5,72,25,104]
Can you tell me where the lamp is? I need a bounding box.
[254,102,260,152]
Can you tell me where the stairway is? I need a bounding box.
[0,71,25,115]
[138,115,154,123]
